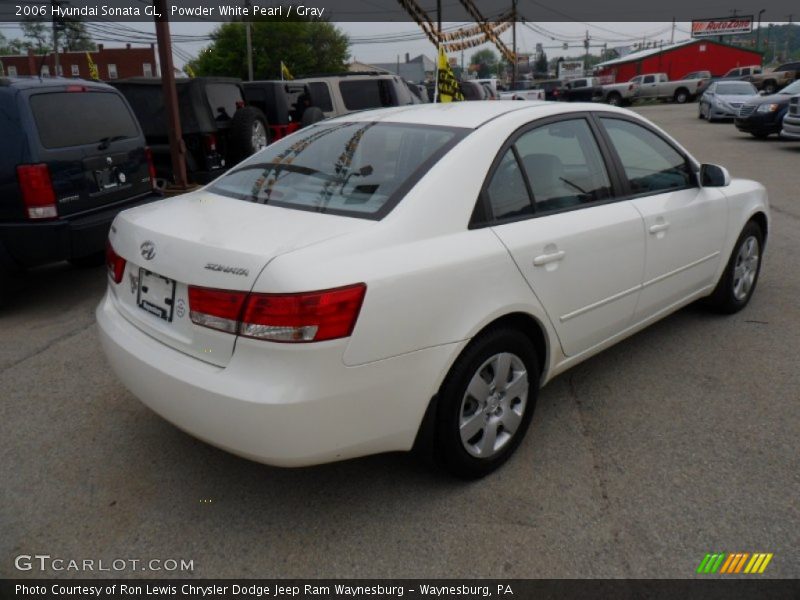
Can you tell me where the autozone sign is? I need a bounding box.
[692,17,753,37]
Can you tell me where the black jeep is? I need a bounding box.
[111,77,268,185]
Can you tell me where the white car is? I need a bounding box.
[97,102,769,478]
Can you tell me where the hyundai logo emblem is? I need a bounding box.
[140,241,156,261]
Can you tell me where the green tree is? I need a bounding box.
[61,20,96,51]
[189,19,349,80]
[534,51,548,75]
[470,48,498,78]
[21,17,51,52]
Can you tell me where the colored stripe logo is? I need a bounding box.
[697,553,773,574]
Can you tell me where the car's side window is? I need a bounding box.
[600,118,694,195]
[514,118,613,213]
[485,149,534,221]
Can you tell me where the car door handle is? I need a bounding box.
[649,222,670,234]
[533,250,566,266]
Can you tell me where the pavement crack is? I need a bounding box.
[566,374,633,576]
[1,320,95,373]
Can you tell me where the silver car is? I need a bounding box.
[699,81,759,122]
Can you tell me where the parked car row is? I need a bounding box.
[698,78,800,140]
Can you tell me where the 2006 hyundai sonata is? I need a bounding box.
[97,102,769,478]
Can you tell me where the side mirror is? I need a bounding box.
[701,164,731,187]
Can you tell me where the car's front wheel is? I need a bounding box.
[706,220,764,314]
[434,328,539,479]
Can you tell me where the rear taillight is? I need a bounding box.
[144,147,157,189]
[188,283,366,343]
[188,287,248,334]
[105,240,126,284]
[17,164,57,220]
[203,134,217,153]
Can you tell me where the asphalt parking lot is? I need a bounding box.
[1,103,799,579]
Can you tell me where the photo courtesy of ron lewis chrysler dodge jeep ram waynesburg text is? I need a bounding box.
[97,102,769,479]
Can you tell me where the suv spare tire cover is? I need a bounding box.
[301,106,325,127]
[228,106,269,163]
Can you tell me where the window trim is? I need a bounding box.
[591,113,700,201]
[470,112,625,229]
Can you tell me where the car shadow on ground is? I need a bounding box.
[1,262,107,317]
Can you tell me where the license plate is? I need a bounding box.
[94,168,119,190]
[136,268,176,322]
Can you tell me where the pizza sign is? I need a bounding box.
[692,17,753,37]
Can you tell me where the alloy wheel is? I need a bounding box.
[459,352,529,459]
[252,121,268,152]
[732,235,759,301]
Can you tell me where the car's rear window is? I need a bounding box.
[205,83,243,121]
[209,121,468,219]
[30,91,140,149]
[339,80,394,111]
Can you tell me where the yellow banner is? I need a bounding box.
[281,61,294,81]
[85,52,99,80]
[436,46,463,103]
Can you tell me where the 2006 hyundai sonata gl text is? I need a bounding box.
[97,102,769,478]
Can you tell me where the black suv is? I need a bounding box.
[0,77,160,303]
[111,77,268,185]
[242,81,326,143]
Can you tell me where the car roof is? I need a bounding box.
[0,76,115,91]
[325,101,629,129]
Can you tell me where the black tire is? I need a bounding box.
[300,106,325,127]
[68,251,105,268]
[706,220,764,314]
[763,81,777,95]
[606,92,622,106]
[674,88,689,104]
[434,328,539,479]
[227,106,269,164]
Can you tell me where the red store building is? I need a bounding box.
[595,38,763,83]
[0,43,157,80]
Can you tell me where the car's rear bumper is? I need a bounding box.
[0,192,162,269]
[96,290,463,467]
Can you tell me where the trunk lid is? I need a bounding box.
[108,191,371,366]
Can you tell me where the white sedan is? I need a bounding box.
[97,102,769,478]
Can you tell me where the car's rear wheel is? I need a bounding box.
[763,81,777,95]
[674,89,690,104]
[706,220,763,314]
[434,328,539,479]
[606,92,622,106]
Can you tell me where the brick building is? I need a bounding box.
[0,44,157,80]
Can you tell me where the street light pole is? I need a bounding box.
[756,9,765,51]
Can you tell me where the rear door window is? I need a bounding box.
[29,91,140,149]
[339,80,393,110]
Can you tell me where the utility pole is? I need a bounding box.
[785,15,793,62]
[245,0,253,81]
[153,0,189,190]
[670,17,676,44]
[756,9,765,51]
[511,0,517,87]
[51,0,61,76]
[437,0,441,35]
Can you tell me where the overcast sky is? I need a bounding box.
[2,20,789,68]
